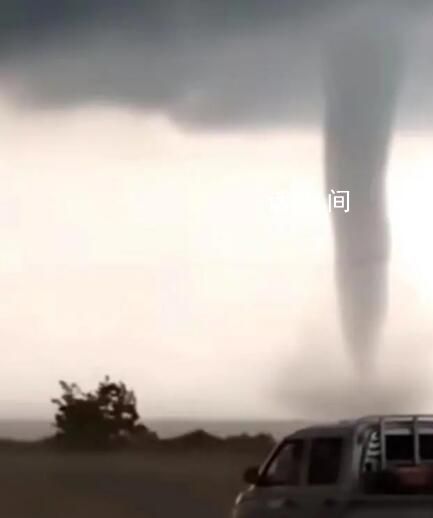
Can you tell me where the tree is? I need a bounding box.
[52,376,146,449]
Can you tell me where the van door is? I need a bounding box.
[296,436,345,518]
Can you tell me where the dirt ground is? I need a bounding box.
[0,449,263,518]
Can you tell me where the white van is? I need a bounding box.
[231,415,433,518]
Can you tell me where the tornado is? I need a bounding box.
[325,11,406,367]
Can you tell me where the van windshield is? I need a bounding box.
[261,440,304,486]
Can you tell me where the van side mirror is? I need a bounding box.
[243,466,260,484]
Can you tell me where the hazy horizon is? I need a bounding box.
[0,416,312,441]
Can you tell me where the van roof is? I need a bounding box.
[286,415,433,440]
[289,422,354,439]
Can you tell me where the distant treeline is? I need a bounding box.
[0,376,275,454]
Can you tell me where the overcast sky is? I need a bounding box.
[2,1,433,420]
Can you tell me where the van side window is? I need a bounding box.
[308,437,343,485]
[362,431,433,468]
[387,433,433,462]
[386,435,413,462]
[420,434,433,460]
[263,440,304,486]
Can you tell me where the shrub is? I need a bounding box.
[52,376,147,449]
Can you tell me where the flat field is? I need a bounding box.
[0,448,263,518]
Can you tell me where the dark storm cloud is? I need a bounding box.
[2,0,431,128]
[0,0,329,53]
[0,0,333,126]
